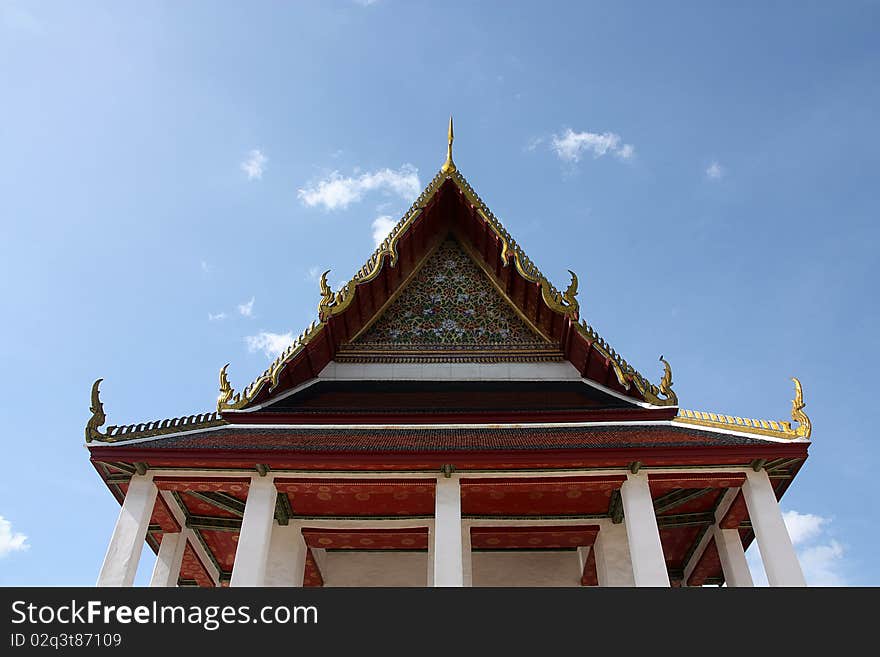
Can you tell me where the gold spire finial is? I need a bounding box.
[441,115,456,174]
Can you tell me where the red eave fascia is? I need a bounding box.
[89,442,808,472]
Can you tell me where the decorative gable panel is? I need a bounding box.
[338,238,560,362]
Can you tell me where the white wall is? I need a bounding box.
[472,552,582,587]
[322,552,429,587]
[318,550,583,587]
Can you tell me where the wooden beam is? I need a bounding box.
[608,489,624,524]
[275,492,292,526]
[653,488,714,515]
[767,457,801,473]
[186,491,245,518]
[105,461,136,475]
[680,525,710,572]
[185,516,242,533]
[655,512,715,529]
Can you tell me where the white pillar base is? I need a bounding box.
[264,523,307,587]
[433,476,463,587]
[230,475,277,587]
[594,523,635,586]
[714,527,754,587]
[149,531,187,587]
[97,473,158,587]
[621,474,670,587]
[742,469,806,586]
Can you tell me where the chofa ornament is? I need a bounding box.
[85,378,224,443]
[789,376,811,438]
[675,377,811,440]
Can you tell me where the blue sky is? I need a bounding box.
[1,1,878,586]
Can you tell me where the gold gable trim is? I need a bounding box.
[83,123,812,437]
[85,379,226,444]
[215,123,673,411]
[216,164,675,411]
[673,378,811,440]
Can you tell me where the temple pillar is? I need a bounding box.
[462,524,473,587]
[620,473,670,587]
[149,531,187,587]
[97,473,157,587]
[742,469,806,586]
[576,546,591,583]
[713,527,753,587]
[432,475,463,587]
[593,523,634,586]
[230,475,277,587]
[264,522,306,587]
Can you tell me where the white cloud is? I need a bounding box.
[525,136,545,152]
[237,297,255,317]
[0,516,29,558]
[200,260,212,275]
[616,143,635,160]
[245,331,293,358]
[371,215,396,247]
[746,509,847,586]
[782,510,827,545]
[706,161,724,180]
[297,165,420,211]
[353,0,379,5]
[796,540,846,587]
[208,312,227,321]
[550,128,634,163]
[241,149,267,180]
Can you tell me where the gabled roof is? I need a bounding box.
[84,120,812,445]
[215,128,677,414]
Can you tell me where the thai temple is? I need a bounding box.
[86,119,811,587]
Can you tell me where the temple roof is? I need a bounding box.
[212,157,677,412]
[84,120,812,447]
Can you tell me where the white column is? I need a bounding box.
[263,523,307,587]
[149,531,187,587]
[158,490,220,586]
[433,476,463,587]
[576,546,591,583]
[230,475,277,587]
[713,527,753,587]
[742,469,806,586]
[311,547,327,583]
[620,474,670,587]
[97,473,158,587]
[593,523,634,586]
[426,525,435,586]
[462,523,473,587]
